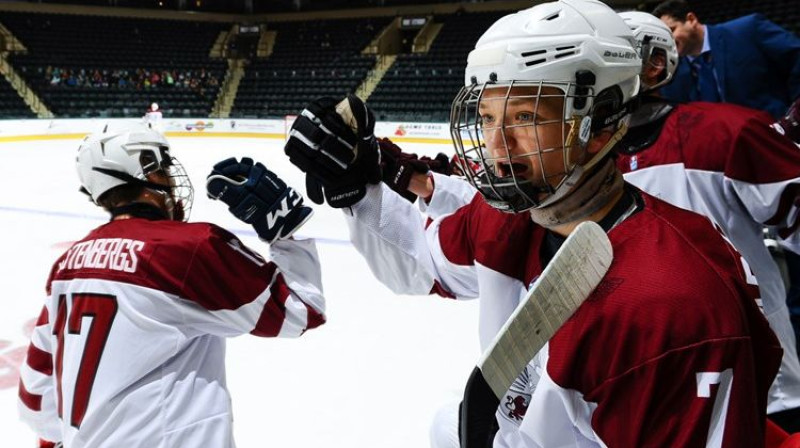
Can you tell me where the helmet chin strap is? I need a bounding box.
[528,121,628,228]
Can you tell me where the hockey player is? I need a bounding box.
[143,102,162,130]
[381,10,800,440]
[18,123,324,447]
[615,10,800,431]
[284,1,782,446]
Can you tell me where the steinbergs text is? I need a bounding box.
[58,238,144,273]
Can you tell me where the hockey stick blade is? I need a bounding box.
[479,220,613,398]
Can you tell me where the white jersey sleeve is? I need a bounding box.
[18,307,63,444]
[346,183,480,299]
[419,172,479,219]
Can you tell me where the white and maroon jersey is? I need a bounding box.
[617,101,800,414]
[18,218,325,447]
[346,182,781,446]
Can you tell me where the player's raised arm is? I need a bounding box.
[203,157,324,337]
[284,94,481,299]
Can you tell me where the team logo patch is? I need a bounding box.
[504,394,529,421]
[500,366,533,424]
[629,155,638,171]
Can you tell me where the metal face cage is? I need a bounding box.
[449,79,593,213]
[139,147,194,221]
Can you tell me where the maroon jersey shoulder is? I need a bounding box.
[549,193,773,390]
[438,194,544,282]
[547,193,781,446]
[618,102,800,183]
[49,219,276,311]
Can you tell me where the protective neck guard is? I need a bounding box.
[529,156,624,228]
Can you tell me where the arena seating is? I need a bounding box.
[0,12,228,118]
[230,17,390,118]
[0,76,36,119]
[0,0,796,122]
[366,11,506,123]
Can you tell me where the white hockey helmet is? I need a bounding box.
[151,102,159,111]
[619,11,678,92]
[451,0,641,213]
[76,122,193,220]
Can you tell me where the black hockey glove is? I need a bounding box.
[284,94,381,208]
[207,157,313,244]
[379,137,452,203]
[777,97,800,144]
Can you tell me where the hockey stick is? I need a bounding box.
[459,221,613,447]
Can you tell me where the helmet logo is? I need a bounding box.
[603,50,638,60]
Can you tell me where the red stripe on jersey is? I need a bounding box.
[429,280,456,299]
[18,380,42,411]
[439,195,540,282]
[250,273,292,337]
[304,302,326,332]
[26,343,53,376]
[182,235,280,311]
[35,306,49,326]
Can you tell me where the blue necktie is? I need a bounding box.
[691,53,721,102]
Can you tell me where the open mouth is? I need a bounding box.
[496,161,530,178]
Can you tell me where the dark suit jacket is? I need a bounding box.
[661,14,800,118]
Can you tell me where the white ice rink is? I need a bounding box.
[0,133,480,447]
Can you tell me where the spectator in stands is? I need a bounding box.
[49,68,60,85]
[43,67,217,97]
[653,0,800,119]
